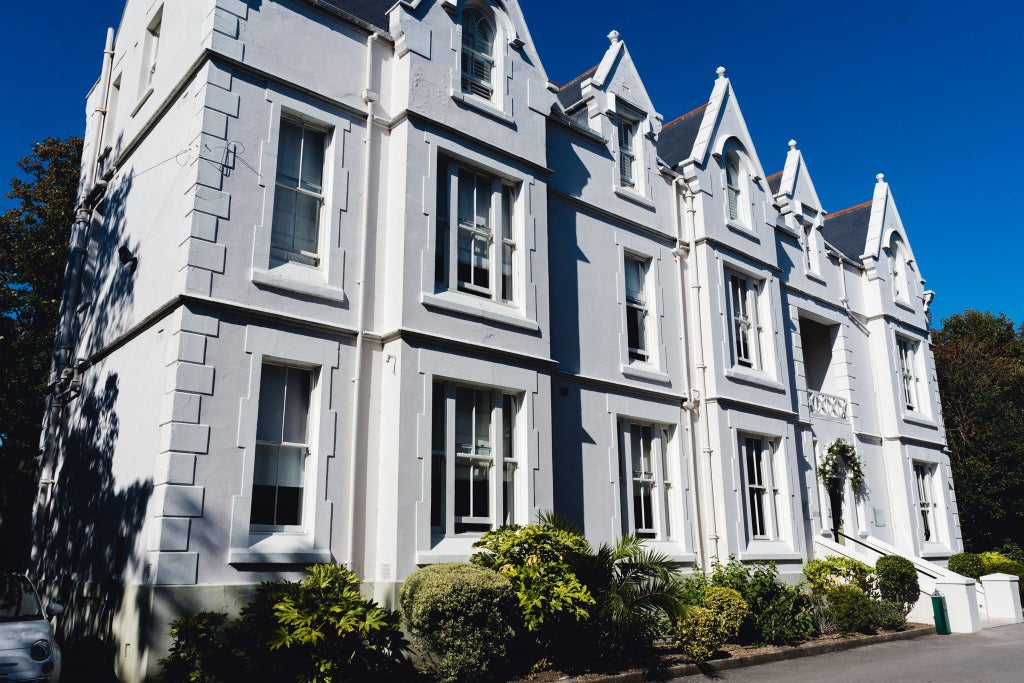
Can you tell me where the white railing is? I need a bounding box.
[808,390,848,419]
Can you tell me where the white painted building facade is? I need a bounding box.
[35,1,964,679]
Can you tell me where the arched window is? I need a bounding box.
[725,149,746,224]
[889,235,909,301]
[461,7,495,100]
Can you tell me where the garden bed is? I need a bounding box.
[510,623,935,683]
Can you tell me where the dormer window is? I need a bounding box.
[616,113,638,187]
[725,149,746,224]
[461,7,495,100]
[889,235,910,302]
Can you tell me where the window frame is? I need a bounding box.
[250,364,315,533]
[228,326,339,565]
[140,8,163,96]
[724,147,749,227]
[913,461,939,544]
[618,421,675,541]
[252,95,350,303]
[740,435,782,542]
[896,336,920,413]
[460,5,496,101]
[624,254,651,363]
[435,158,519,305]
[728,271,763,370]
[888,235,911,303]
[270,117,329,268]
[616,111,639,189]
[430,379,522,538]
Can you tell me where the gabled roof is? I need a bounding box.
[823,201,872,259]
[315,0,396,31]
[556,65,599,110]
[766,171,783,195]
[656,104,708,168]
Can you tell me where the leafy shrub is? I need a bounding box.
[400,563,518,683]
[873,600,907,631]
[978,552,1024,600]
[803,556,875,596]
[675,607,724,662]
[825,585,874,634]
[875,555,919,614]
[159,611,234,682]
[948,552,985,579]
[703,586,748,639]
[710,558,813,645]
[273,564,410,682]
[996,540,1024,564]
[472,522,595,634]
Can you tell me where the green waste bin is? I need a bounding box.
[931,590,950,635]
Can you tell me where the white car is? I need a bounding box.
[0,573,62,682]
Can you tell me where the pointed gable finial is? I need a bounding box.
[788,139,798,150]
[716,66,726,79]
[608,30,621,44]
[876,173,885,183]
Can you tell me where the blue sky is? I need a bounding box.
[2,0,1020,326]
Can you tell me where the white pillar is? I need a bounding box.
[934,577,981,633]
[979,574,1023,623]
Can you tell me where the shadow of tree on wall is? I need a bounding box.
[39,372,152,680]
[33,169,152,681]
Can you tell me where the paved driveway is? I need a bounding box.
[671,622,1024,682]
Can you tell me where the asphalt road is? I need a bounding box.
[671,622,1024,682]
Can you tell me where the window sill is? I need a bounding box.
[920,546,953,560]
[643,542,695,564]
[903,411,937,428]
[806,272,827,285]
[422,291,539,331]
[726,220,759,242]
[450,92,514,125]
[229,533,331,565]
[620,363,671,384]
[417,535,482,564]
[613,186,655,210]
[252,267,346,303]
[737,547,803,562]
[725,366,785,392]
[894,298,916,314]
[131,87,154,117]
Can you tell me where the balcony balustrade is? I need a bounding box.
[808,390,848,420]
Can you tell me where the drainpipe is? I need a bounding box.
[670,175,704,568]
[681,184,721,568]
[345,31,381,571]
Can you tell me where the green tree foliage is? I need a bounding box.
[0,137,82,570]
[933,310,1024,551]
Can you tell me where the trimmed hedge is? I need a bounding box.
[400,563,519,683]
[948,552,985,579]
[703,586,748,639]
[873,599,907,631]
[825,585,874,634]
[875,555,920,613]
[675,607,724,662]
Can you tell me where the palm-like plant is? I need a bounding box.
[535,512,685,665]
